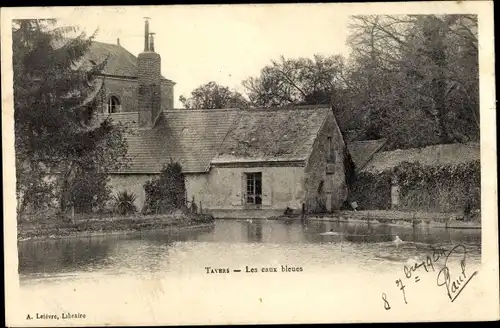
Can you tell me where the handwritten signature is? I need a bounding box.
[382,244,479,309]
[435,245,479,302]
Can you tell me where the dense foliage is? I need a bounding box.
[69,173,111,213]
[143,162,187,214]
[13,19,129,215]
[349,160,480,213]
[347,15,479,148]
[180,15,478,150]
[179,81,249,109]
[350,171,392,210]
[394,160,480,212]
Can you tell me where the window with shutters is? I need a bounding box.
[245,172,262,205]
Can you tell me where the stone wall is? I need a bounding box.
[108,166,306,215]
[185,166,306,212]
[161,81,174,110]
[108,174,157,211]
[102,77,138,112]
[100,77,174,114]
[304,112,348,212]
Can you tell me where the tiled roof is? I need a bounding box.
[100,105,333,174]
[362,142,480,173]
[347,139,388,171]
[68,41,172,81]
[212,105,332,163]
[100,109,239,174]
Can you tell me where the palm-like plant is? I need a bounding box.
[113,191,137,215]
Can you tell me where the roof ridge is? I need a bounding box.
[162,105,331,112]
[347,138,387,144]
[165,108,240,112]
[350,138,387,144]
[239,104,331,112]
[377,141,480,154]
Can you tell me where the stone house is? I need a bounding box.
[84,20,349,218]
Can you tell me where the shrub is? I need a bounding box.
[349,171,392,210]
[69,173,111,213]
[113,191,137,215]
[16,162,58,214]
[143,161,187,214]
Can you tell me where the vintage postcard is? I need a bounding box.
[2,2,498,326]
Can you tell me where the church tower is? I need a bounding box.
[138,18,162,128]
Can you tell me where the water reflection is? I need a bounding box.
[18,220,481,280]
[18,238,112,275]
[246,221,263,242]
[18,225,215,277]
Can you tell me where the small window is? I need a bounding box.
[107,96,121,113]
[326,137,335,163]
[245,172,262,205]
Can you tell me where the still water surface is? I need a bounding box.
[19,219,481,282]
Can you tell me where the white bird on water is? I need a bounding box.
[393,235,404,246]
[246,219,253,223]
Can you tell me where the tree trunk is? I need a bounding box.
[428,17,451,143]
[432,77,451,143]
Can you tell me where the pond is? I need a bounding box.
[18,219,482,280]
[16,219,482,324]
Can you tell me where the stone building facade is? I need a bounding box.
[87,20,349,218]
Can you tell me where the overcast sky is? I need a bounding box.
[26,3,483,108]
[54,5,351,108]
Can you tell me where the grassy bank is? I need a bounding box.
[17,212,215,241]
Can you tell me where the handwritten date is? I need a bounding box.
[382,244,478,309]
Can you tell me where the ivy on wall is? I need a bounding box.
[349,171,392,210]
[395,160,480,212]
[349,160,480,213]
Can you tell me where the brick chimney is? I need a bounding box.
[138,18,162,129]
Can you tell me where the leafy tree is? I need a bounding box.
[143,162,186,214]
[241,55,364,132]
[12,19,129,214]
[242,55,345,107]
[182,15,478,152]
[346,14,479,149]
[179,81,249,109]
[69,173,111,214]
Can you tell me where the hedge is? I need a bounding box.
[349,160,480,213]
[349,171,392,210]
